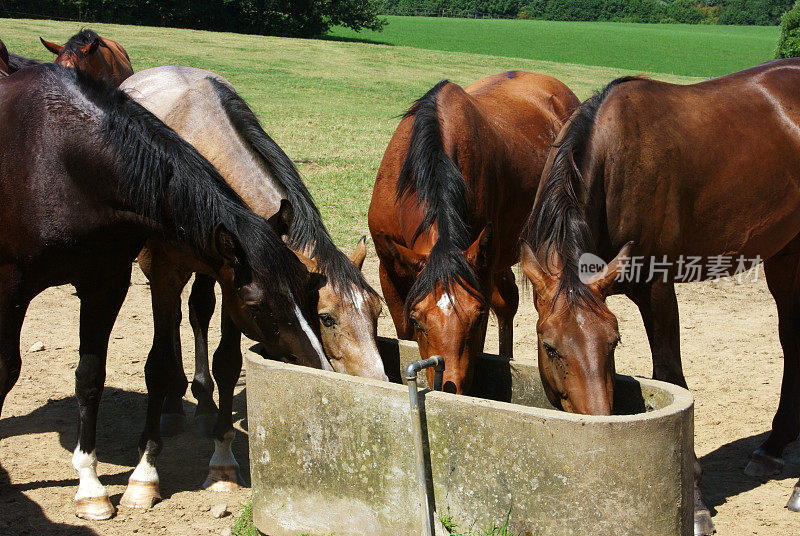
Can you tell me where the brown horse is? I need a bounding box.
[521,59,800,534]
[41,29,132,86]
[369,71,578,394]
[0,64,326,520]
[118,67,386,496]
[0,38,9,76]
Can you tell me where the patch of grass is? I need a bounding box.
[439,508,519,536]
[329,16,778,78]
[231,501,258,536]
[2,17,693,248]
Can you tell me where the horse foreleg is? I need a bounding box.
[0,267,29,416]
[73,265,131,520]
[748,255,800,508]
[490,268,518,359]
[204,307,246,491]
[188,273,217,438]
[122,262,186,509]
[625,281,713,534]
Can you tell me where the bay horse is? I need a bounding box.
[119,67,386,486]
[520,59,800,535]
[369,71,578,394]
[5,51,39,73]
[41,28,133,86]
[0,64,327,520]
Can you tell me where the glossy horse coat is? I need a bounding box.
[0,64,323,519]
[370,71,578,394]
[119,67,385,490]
[41,29,133,86]
[521,59,800,534]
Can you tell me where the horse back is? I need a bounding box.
[588,59,800,260]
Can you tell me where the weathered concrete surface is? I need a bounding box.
[247,338,694,536]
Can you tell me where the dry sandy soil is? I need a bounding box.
[0,251,799,536]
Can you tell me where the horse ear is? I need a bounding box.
[587,242,633,295]
[81,37,101,56]
[267,199,294,238]
[40,37,63,55]
[214,223,244,265]
[350,236,367,270]
[520,243,551,295]
[384,239,426,274]
[464,224,492,268]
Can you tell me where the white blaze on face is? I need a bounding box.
[72,448,107,500]
[437,292,454,316]
[346,288,389,381]
[293,301,332,371]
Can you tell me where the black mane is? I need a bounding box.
[62,29,101,55]
[396,80,484,313]
[209,78,377,299]
[48,64,307,311]
[7,53,40,73]
[522,76,641,306]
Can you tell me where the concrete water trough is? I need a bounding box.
[246,337,694,536]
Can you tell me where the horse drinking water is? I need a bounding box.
[520,59,800,535]
[119,67,385,473]
[369,71,578,394]
[0,64,326,520]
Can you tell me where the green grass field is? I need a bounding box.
[330,16,778,78]
[0,17,698,247]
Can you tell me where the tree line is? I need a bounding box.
[0,0,386,38]
[382,0,796,25]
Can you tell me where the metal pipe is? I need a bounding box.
[406,355,445,536]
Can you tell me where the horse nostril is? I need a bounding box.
[442,381,457,394]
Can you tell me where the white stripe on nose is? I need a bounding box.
[293,302,332,371]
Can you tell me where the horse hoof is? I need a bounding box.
[120,479,161,509]
[159,413,186,437]
[75,496,115,520]
[194,413,217,439]
[786,486,800,512]
[744,449,784,478]
[203,465,246,491]
[694,508,715,535]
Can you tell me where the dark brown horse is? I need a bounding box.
[521,59,800,534]
[0,64,326,520]
[41,29,133,86]
[369,71,578,394]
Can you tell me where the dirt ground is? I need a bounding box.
[0,250,799,536]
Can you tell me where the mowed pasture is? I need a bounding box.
[330,16,779,78]
[1,16,799,536]
[2,17,697,247]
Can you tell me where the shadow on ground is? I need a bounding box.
[0,383,249,506]
[700,431,800,515]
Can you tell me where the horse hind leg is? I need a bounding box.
[73,264,131,520]
[0,267,29,416]
[746,255,800,491]
[188,273,218,438]
[203,307,245,491]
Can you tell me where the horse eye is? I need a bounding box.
[543,342,561,360]
[410,316,424,332]
[319,313,335,328]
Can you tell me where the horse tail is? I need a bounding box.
[208,77,374,297]
[397,81,483,312]
[523,76,640,301]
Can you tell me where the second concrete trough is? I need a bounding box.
[246,337,694,536]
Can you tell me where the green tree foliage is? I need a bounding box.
[1,0,386,37]
[382,0,794,25]
[776,1,800,57]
